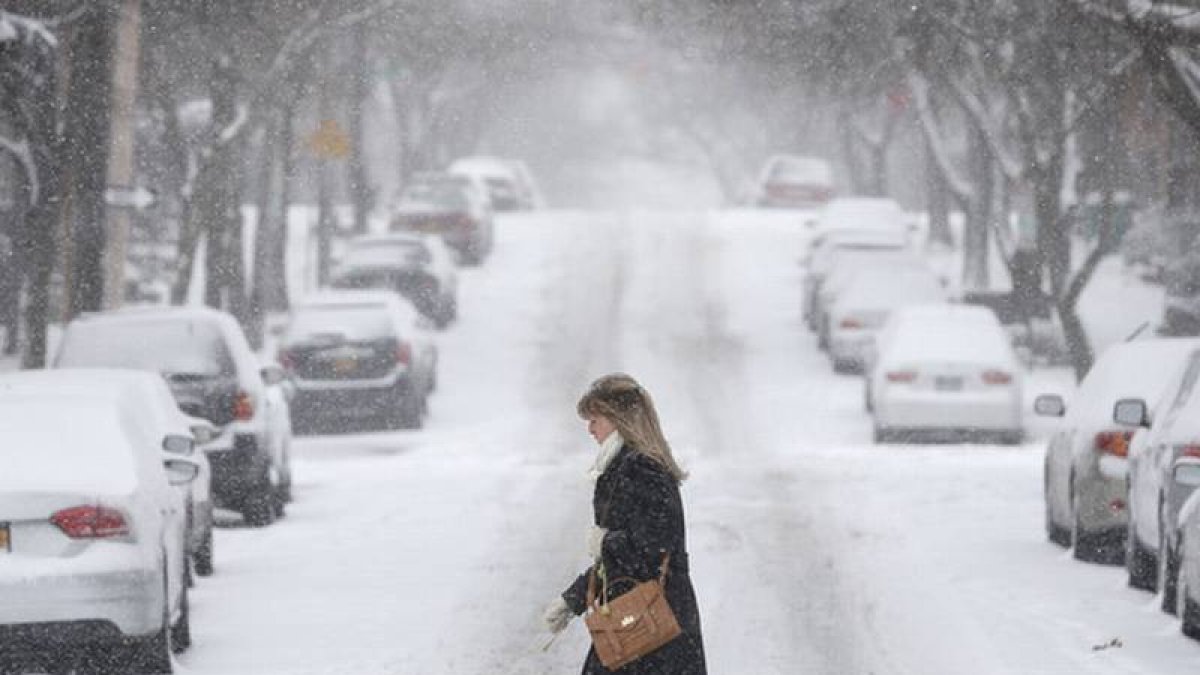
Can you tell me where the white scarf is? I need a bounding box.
[587,430,625,483]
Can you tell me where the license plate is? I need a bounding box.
[935,376,964,391]
[0,523,10,553]
[333,357,357,375]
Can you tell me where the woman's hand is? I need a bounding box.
[586,525,608,561]
[542,596,574,633]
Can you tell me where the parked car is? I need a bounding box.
[331,233,459,328]
[814,255,931,347]
[279,291,438,433]
[1174,465,1200,637]
[391,172,494,265]
[870,304,1022,444]
[1114,344,1200,603]
[816,197,911,235]
[1036,338,1198,562]
[1,368,220,579]
[826,267,947,373]
[753,155,835,209]
[448,156,526,211]
[802,228,909,328]
[54,306,294,527]
[0,397,197,673]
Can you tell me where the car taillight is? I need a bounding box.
[1095,430,1133,457]
[51,505,129,539]
[395,341,412,366]
[233,391,254,421]
[1179,445,1200,459]
[840,317,863,330]
[981,370,1012,385]
[886,370,917,383]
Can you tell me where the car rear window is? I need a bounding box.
[286,304,395,342]
[400,183,468,209]
[57,318,236,377]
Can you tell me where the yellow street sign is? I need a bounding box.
[307,119,351,160]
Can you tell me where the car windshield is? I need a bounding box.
[400,183,468,209]
[57,319,235,377]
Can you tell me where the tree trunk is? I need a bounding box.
[347,23,371,235]
[963,126,992,290]
[316,45,335,287]
[926,135,952,247]
[64,6,116,317]
[200,56,241,313]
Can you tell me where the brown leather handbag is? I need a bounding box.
[584,554,682,670]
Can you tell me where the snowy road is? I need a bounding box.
[176,211,1200,674]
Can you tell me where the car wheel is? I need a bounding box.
[194,526,214,577]
[1183,583,1200,639]
[1126,524,1157,591]
[1070,483,1099,562]
[170,582,191,654]
[1044,472,1070,547]
[400,393,424,430]
[1162,536,1181,614]
[242,476,277,528]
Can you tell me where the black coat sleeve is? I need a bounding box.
[562,565,594,616]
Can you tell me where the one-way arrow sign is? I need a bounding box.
[105,185,157,210]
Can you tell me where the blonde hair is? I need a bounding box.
[577,373,686,482]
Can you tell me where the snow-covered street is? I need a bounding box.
[174,211,1200,674]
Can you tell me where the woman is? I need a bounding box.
[542,374,706,674]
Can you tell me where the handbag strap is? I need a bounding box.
[587,552,672,613]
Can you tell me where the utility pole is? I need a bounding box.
[102,0,141,309]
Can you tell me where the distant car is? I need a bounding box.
[391,172,494,265]
[279,291,438,433]
[826,268,947,373]
[0,397,198,672]
[448,156,526,211]
[1174,465,1200,637]
[1037,338,1198,562]
[802,228,909,329]
[54,306,294,528]
[754,155,834,209]
[332,233,459,328]
[1,368,220,578]
[870,304,1022,444]
[1115,344,1200,604]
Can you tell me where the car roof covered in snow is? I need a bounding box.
[294,290,421,323]
[819,197,907,232]
[760,154,833,184]
[1068,338,1200,426]
[834,269,947,314]
[448,155,518,179]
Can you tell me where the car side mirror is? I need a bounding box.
[261,364,287,386]
[190,423,218,445]
[164,458,199,486]
[1173,461,1200,488]
[162,434,195,456]
[1113,398,1150,428]
[1034,394,1066,417]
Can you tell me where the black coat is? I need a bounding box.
[561,444,706,675]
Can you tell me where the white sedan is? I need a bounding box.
[869,304,1023,444]
[0,398,197,673]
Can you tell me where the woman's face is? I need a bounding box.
[587,414,616,445]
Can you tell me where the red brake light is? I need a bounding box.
[277,349,294,371]
[233,391,255,421]
[51,505,129,539]
[1095,430,1132,457]
[1180,445,1200,459]
[840,317,863,330]
[982,370,1012,385]
[395,341,412,366]
[886,370,917,383]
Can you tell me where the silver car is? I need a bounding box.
[0,398,197,672]
[1039,338,1199,562]
[1169,460,1200,637]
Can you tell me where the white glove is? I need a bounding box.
[586,525,608,561]
[542,596,573,634]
